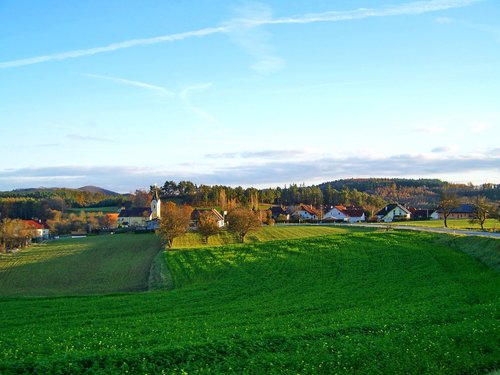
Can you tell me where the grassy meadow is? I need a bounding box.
[396,218,499,231]
[172,224,360,247]
[0,234,161,296]
[0,229,499,373]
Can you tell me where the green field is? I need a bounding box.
[0,229,499,373]
[172,225,358,247]
[0,234,161,296]
[396,218,499,231]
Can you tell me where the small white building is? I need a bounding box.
[290,205,319,220]
[376,203,411,222]
[324,206,366,223]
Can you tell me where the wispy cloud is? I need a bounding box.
[0,26,227,69]
[179,83,217,123]
[264,0,480,25]
[66,134,114,143]
[413,125,447,134]
[431,145,457,153]
[85,74,216,123]
[226,3,284,74]
[84,74,175,96]
[0,0,480,69]
[205,150,311,159]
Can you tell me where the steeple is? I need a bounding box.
[151,185,161,220]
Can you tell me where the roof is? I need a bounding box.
[270,206,287,216]
[436,203,475,214]
[376,203,411,217]
[24,220,47,229]
[118,207,152,218]
[341,208,365,218]
[191,208,224,221]
[299,204,319,216]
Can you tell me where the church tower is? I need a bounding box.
[151,186,161,220]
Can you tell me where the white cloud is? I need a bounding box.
[2,150,498,191]
[0,0,480,69]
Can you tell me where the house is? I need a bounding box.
[190,208,225,229]
[376,203,411,222]
[289,204,319,220]
[119,188,162,229]
[118,207,152,228]
[269,206,290,221]
[324,205,366,223]
[23,220,50,240]
[430,204,475,220]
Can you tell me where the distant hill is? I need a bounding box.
[78,186,119,196]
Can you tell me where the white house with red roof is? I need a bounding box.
[23,220,50,240]
[290,204,319,220]
[324,206,366,223]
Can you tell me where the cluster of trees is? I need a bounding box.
[47,211,118,235]
[158,180,386,210]
[0,219,34,253]
[157,202,261,248]
[0,188,125,208]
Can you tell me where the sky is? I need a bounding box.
[1,0,499,193]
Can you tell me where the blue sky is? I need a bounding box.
[1,0,499,192]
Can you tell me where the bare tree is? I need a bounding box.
[157,202,192,249]
[227,208,261,243]
[439,191,459,228]
[469,196,496,231]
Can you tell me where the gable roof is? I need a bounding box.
[435,203,475,214]
[376,203,411,217]
[24,220,47,229]
[118,207,152,218]
[299,204,319,216]
[191,208,224,221]
[341,208,365,218]
[270,206,287,216]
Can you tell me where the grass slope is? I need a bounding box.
[0,234,161,296]
[397,218,499,231]
[172,225,359,247]
[0,231,499,373]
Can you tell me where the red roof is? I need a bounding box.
[300,204,319,216]
[341,209,365,218]
[24,220,46,229]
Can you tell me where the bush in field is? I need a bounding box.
[227,207,261,242]
[157,202,192,248]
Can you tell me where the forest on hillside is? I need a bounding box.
[0,179,498,223]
